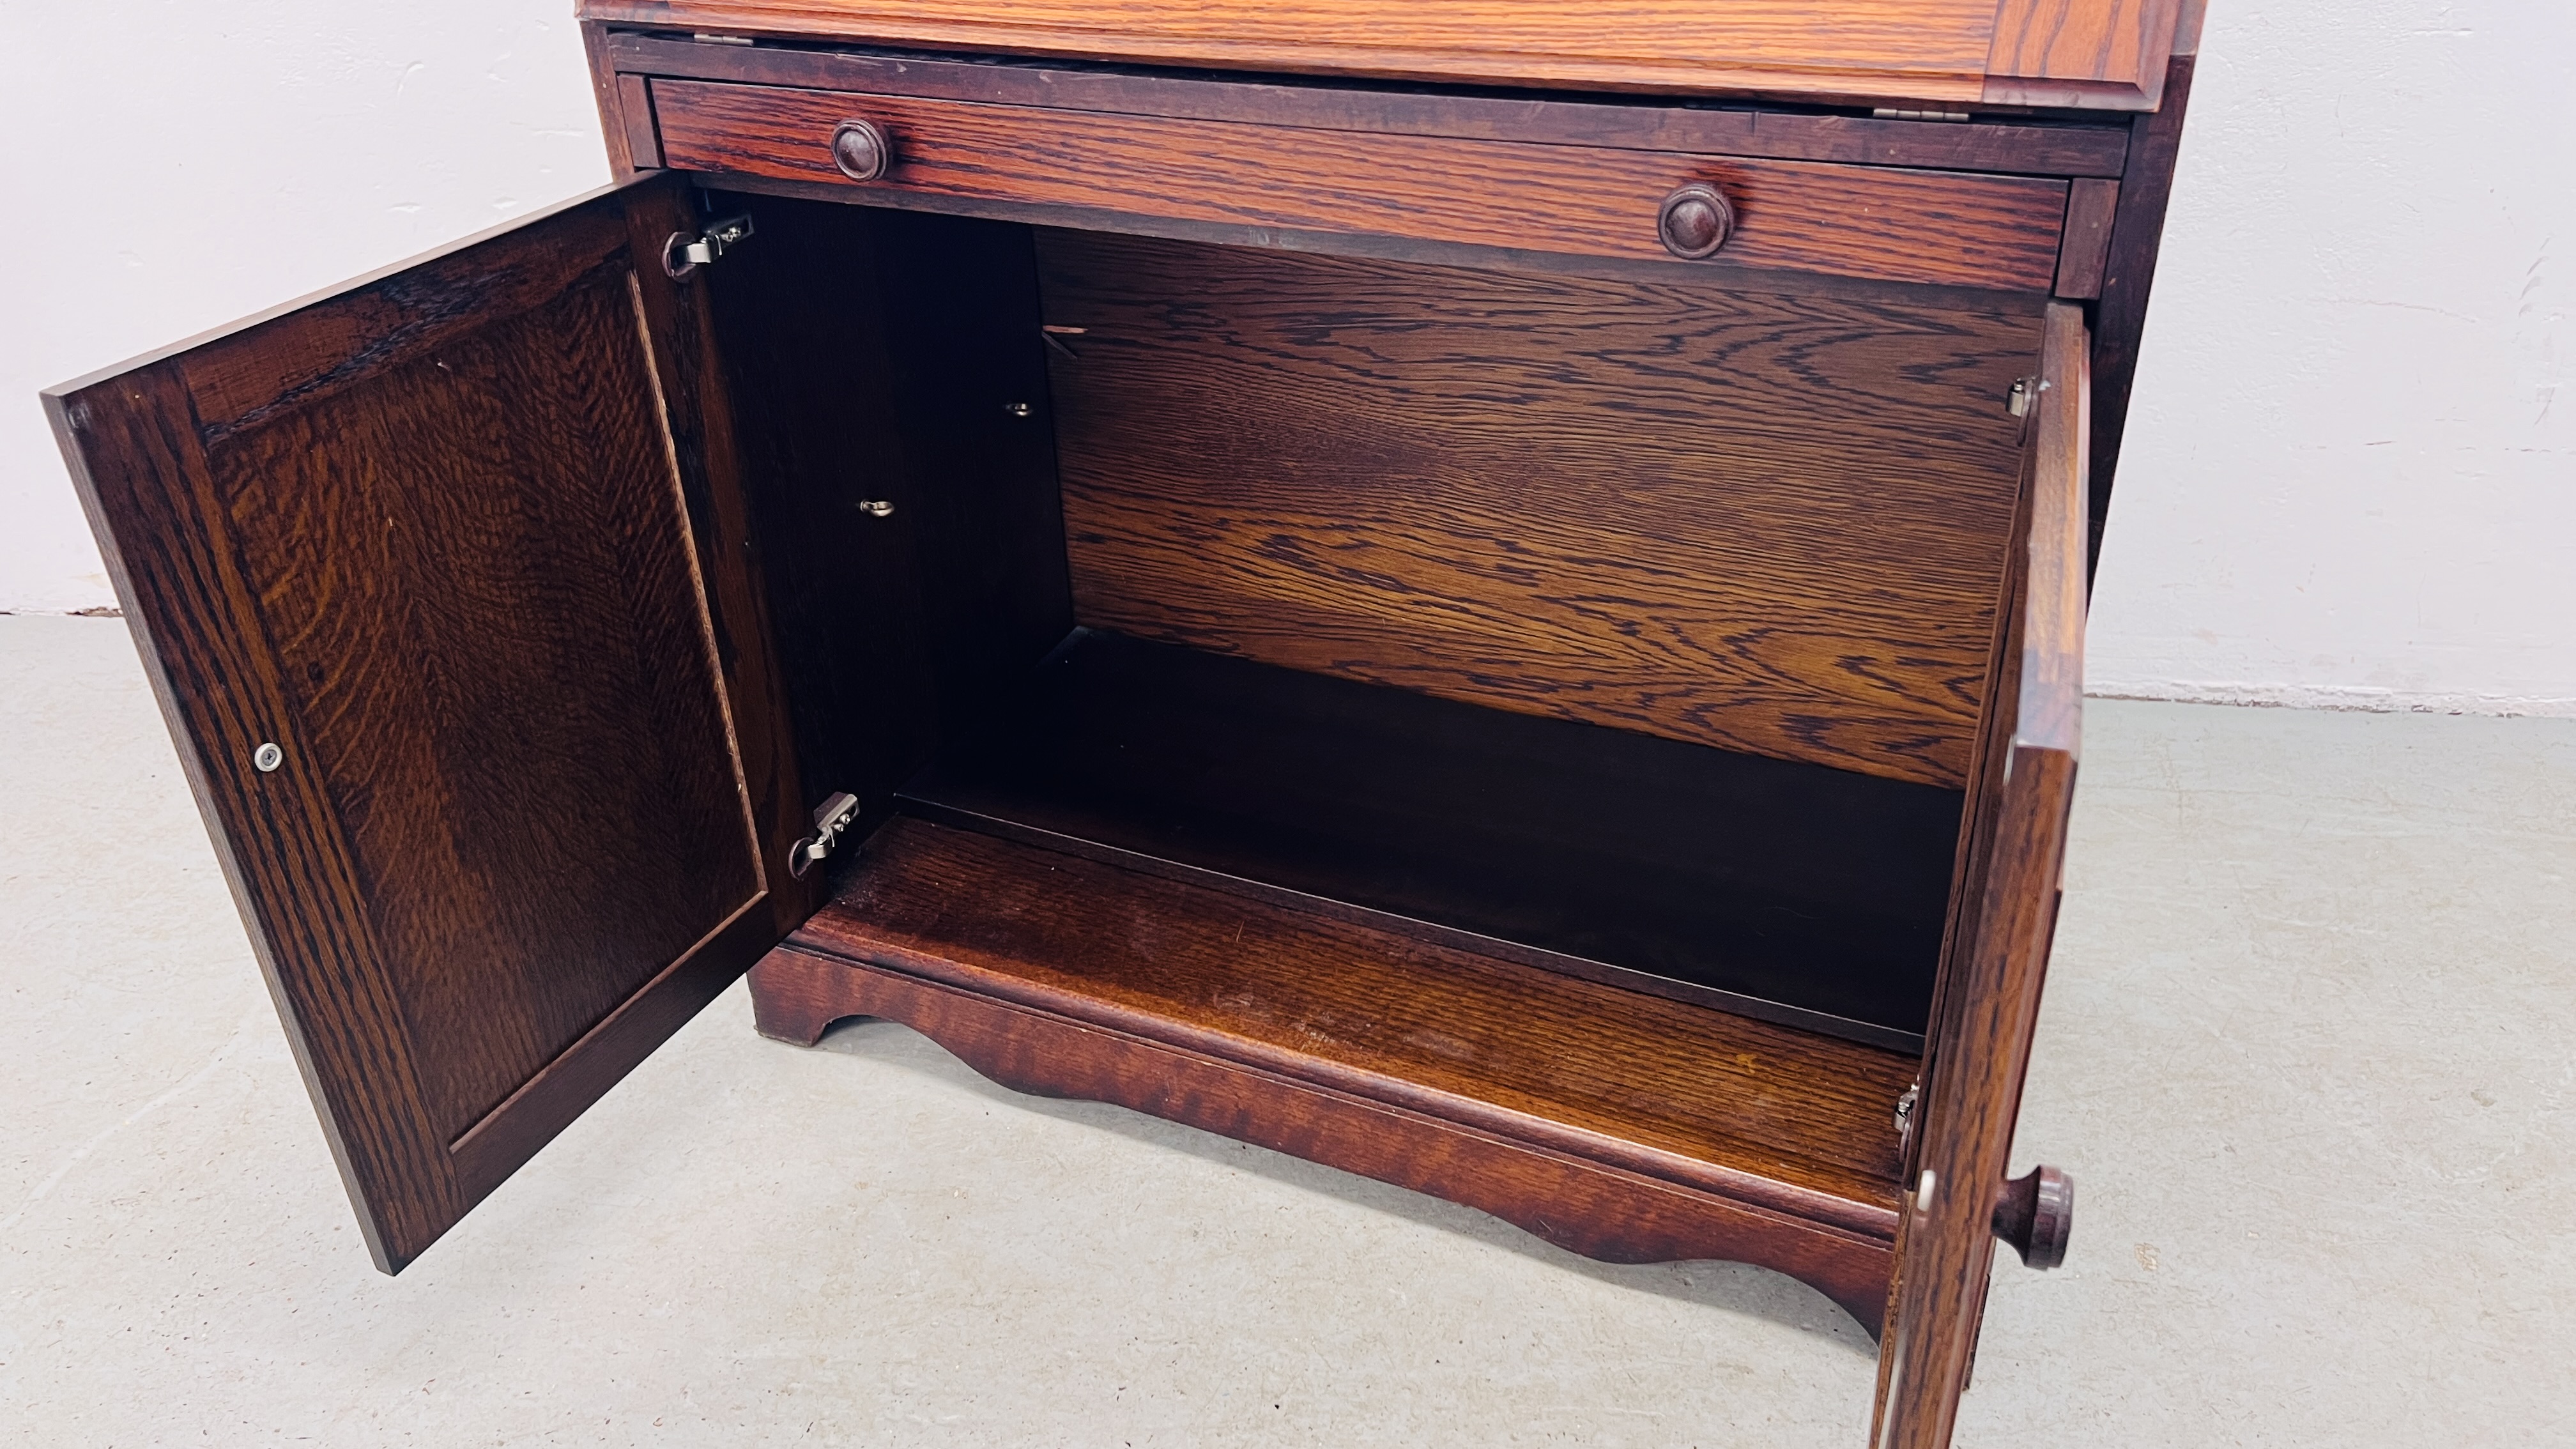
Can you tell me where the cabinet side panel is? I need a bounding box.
[2086,51,2196,574]
[712,197,1074,825]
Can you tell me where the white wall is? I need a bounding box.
[0,3,609,613]
[5,3,2570,714]
[2089,1,2576,714]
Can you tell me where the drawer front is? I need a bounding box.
[649,79,2071,292]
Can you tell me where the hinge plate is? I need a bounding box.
[661,213,753,280]
[788,791,861,878]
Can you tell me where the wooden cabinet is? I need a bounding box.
[45,6,2200,1443]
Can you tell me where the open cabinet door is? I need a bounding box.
[43,174,816,1272]
[1871,302,2090,1446]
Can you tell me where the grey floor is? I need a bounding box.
[3,613,2569,1446]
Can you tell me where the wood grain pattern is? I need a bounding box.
[2052,176,2120,298]
[617,73,664,169]
[793,820,1926,1211]
[581,0,2176,109]
[43,175,811,1270]
[1873,302,2088,1446]
[582,22,649,175]
[208,264,760,1145]
[705,195,1073,846]
[1983,0,2181,107]
[749,941,1898,1330]
[903,629,1963,1049]
[790,818,1919,1218]
[648,80,2072,293]
[601,33,2134,178]
[1039,232,2044,787]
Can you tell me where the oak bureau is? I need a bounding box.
[47,3,2204,1441]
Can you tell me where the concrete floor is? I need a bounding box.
[1,613,2569,1446]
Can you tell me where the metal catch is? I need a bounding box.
[788,791,861,878]
[662,213,755,280]
[2007,376,2050,418]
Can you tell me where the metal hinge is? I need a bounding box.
[1894,1078,1920,1146]
[2007,376,2050,417]
[788,791,861,878]
[661,213,753,280]
[1873,107,1972,122]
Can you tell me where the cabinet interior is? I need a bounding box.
[715,194,2046,1075]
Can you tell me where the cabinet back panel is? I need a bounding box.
[1038,232,2043,788]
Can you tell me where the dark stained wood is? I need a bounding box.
[2087,51,2196,575]
[1991,1163,2073,1268]
[581,0,2179,110]
[1657,183,1735,260]
[1038,231,2044,788]
[2053,177,2119,298]
[792,819,1917,1217]
[582,22,644,175]
[750,941,1897,1330]
[1873,301,2088,1447]
[705,195,1073,839]
[827,117,891,180]
[601,32,2133,178]
[1983,0,2181,108]
[764,815,1919,1319]
[43,175,814,1271]
[903,628,1963,1050]
[648,79,2073,293]
[617,73,664,169]
[670,170,2058,318]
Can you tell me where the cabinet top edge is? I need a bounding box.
[576,1,2190,114]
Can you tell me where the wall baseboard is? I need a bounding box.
[2086,678,2576,719]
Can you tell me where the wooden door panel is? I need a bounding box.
[1873,302,2089,1445]
[45,175,814,1271]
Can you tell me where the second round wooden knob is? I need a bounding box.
[1657,182,1735,259]
[831,119,893,182]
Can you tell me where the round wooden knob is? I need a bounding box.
[1991,1165,2074,1269]
[1657,182,1735,259]
[831,119,893,182]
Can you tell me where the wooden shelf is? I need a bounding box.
[901,629,1961,1050]
[781,816,1915,1222]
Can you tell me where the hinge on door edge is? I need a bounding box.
[661,213,753,280]
[1873,107,1972,121]
[2007,376,2050,417]
[1894,1078,1920,1148]
[788,791,861,879]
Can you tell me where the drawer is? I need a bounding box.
[648,79,2072,292]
